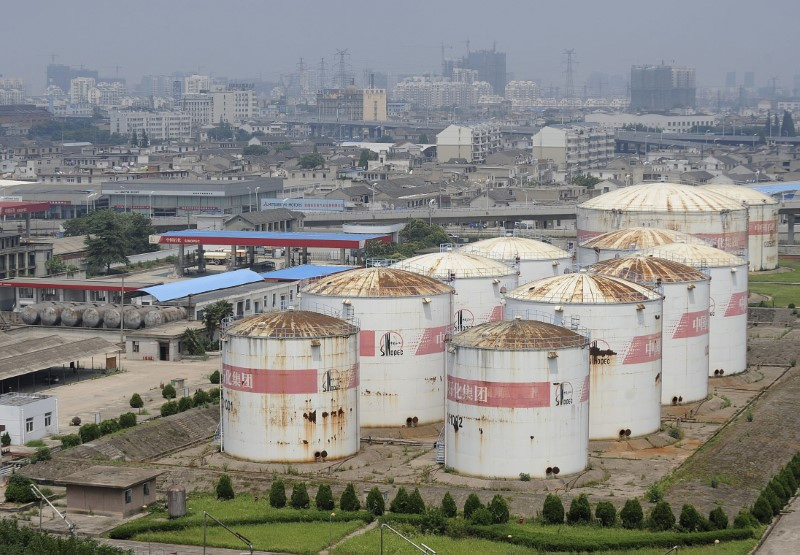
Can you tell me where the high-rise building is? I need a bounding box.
[744,71,755,88]
[630,65,696,111]
[316,86,386,121]
[46,64,98,94]
[184,75,210,95]
[725,71,736,88]
[456,49,507,95]
[69,77,96,104]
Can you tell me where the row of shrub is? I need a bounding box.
[161,387,219,417]
[0,518,127,554]
[69,411,138,446]
[748,451,800,525]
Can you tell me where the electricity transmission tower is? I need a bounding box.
[563,49,577,100]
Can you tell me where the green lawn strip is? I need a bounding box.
[749,259,800,283]
[749,282,800,307]
[107,493,371,540]
[466,523,756,552]
[132,521,363,555]
[333,527,757,555]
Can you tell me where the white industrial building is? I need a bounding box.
[532,124,615,176]
[436,123,501,164]
[0,393,58,445]
[110,110,192,141]
[584,113,718,133]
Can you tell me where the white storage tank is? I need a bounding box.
[505,272,663,439]
[460,236,572,285]
[640,243,748,377]
[701,184,779,271]
[301,267,453,428]
[391,250,518,332]
[577,183,749,255]
[577,227,706,266]
[590,256,711,405]
[221,310,360,462]
[446,318,590,479]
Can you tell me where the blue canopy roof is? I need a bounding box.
[754,182,800,196]
[140,269,264,302]
[261,265,355,281]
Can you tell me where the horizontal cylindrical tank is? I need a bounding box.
[61,304,89,327]
[460,236,572,285]
[104,306,122,329]
[301,267,453,427]
[590,255,710,405]
[446,319,590,479]
[505,272,663,439]
[576,227,706,266]
[221,310,360,462]
[577,183,749,255]
[40,302,66,326]
[641,243,748,377]
[20,304,42,325]
[83,304,112,328]
[391,251,518,332]
[701,184,779,271]
[123,306,159,329]
[144,306,187,327]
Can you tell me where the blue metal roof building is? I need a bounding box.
[261,265,355,281]
[139,269,265,302]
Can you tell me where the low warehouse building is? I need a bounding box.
[58,466,163,517]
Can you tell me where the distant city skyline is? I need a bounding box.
[1,0,797,95]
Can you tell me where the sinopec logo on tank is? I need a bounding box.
[554,381,573,406]
[453,309,475,332]
[379,331,404,357]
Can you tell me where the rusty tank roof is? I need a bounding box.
[581,227,706,250]
[699,184,778,206]
[639,242,747,268]
[451,319,589,350]
[301,267,452,297]
[460,236,571,261]
[505,271,662,304]
[579,182,746,212]
[225,310,358,339]
[589,255,709,284]
[391,251,517,279]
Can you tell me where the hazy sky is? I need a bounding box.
[2,0,797,92]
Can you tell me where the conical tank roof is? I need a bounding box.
[639,242,747,268]
[451,319,589,350]
[461,236,570,261]
[590,255,708,283]
[579,183,745,212]
[225,310,358,338]
[581,227,706,250]
[302,267,452,297]
[700,184,778,206]
[391,251,516,279]
[505,271,662,304]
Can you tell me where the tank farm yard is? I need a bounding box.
[22,182,800,551]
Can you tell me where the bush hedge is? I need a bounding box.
[620,498,644,529]
[542,494,564,525]
[595,501,617,527]
[567,494,591,524]
[315,484,335,511]
[366,487,385,516]
[290,483,309,509]
[390,487,409,514]
[463,493,482,520]
[441,492,457,518]
[340,483,361,511]
[269,480,286,508]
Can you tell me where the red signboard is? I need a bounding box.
[0,202,51,216]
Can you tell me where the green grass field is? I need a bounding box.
[749,258,800,307]
[333,527,758,555]
[133,521,363,554]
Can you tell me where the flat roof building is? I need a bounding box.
[0,392,58,445]
[58,466,162,517]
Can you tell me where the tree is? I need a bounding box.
[160,400,178,417]
[162,383,177,399]
[99,418,121,435]
[647,501,676,531]
[65,210,157,274]
[298,149,325,169]
[407,488,426,514]
[290,483,310,509]
[782,111,796,137]
[243,145,269,156]
[488,494,510,524]
[202,301,233,337]
[340,483,361,511]
[678,504,704,532]
[620,498,644,529]
[567,493,592,524]
[0,432,10,447]
[45,257,67,275]
[208,123,233,141]
[182,328,207,356]
[390,487,410,513]
[708,506,729,530]
[60,434,81,448]
[235,128,252,141]
[130,130,138,147]
[193,389,211,406]
[315,484,335,510]
[358,148,376,169]
[542,494,565,524]
[118,412,137,428]
[86,233,129,273]
[470,506,494,525]
[752,494,774,524]
[421,508,447,534]
[464,493,483,519]
[4,474,37,503]
[139,130,149,148]
[734,508,760,528]
[216,474,235,500]
[32,447,52,463]
[177,396,194,412]
[571,174,601,189]
[595,501,617,527]
[418,133,429,144]
[774,113,781,136]
[79,423,101,443]
[129,393,144,412]
[269,480,287,508]
[209,370,221,384]
[366,487,385,516]
[441,492,457,518]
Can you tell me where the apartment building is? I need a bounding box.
[505,80,540,107]
[210,89,257,124]
[436,123,501,164]
[69,77,95,104]
[0,232,52,280]
[532,124,615,176]
[110,110,192,141]
[316,87,387,122]
[179,94,213,127]
[184,74,210,95]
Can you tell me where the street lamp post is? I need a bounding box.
[247,187,252,212]
[149,191,154,219]
[255,186,260,212]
